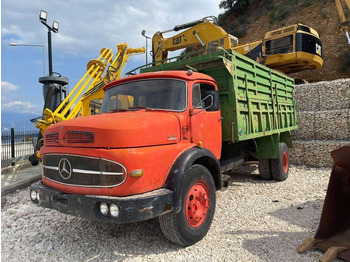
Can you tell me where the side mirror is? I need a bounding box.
[205,90,220,111]
[191,90,220,116]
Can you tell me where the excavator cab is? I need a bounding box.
[235,24,323,73]
[262,24,323,73]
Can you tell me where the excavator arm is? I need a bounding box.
[36,43,144,133]
[30,43,144,165]
[152,16,238,64]
[336,0,350,44]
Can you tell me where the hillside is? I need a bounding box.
[218,0,350,82]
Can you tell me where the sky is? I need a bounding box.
[1,0,223,131]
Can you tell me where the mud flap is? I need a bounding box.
[298,145,350,261]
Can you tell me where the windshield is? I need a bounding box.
[101,79,187,113]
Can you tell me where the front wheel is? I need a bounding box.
[159,164,216,246]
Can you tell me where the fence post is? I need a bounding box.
[11,128,15,166]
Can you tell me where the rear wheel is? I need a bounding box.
[159,164,216,246]
[258,159,272,180]
[271,143,289,181]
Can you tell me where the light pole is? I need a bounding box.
[37,10,68,117]
[141,30,151,64]
[39,10,59,76]
[9,43,46,75]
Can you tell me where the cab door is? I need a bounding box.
[190,82,222,159]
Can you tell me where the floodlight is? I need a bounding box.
[52,21,59,33]
[39,10,47,22]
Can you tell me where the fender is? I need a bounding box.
[165,146,220,213]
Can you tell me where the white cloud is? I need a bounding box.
[2,100,41,114]
[2,0,222,57]
[1,81,20,92]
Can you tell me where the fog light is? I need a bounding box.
[110,204,120,217]
[99,202,109,216]
[130,169,143,178]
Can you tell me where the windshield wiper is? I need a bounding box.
[127,106,148,111]
[106,108,128,113]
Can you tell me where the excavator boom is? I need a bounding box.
[152,16,238,64]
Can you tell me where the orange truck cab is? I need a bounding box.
[30,71,226,246]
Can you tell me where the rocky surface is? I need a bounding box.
[1,165,342,262]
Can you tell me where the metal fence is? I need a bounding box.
[1,128,39,167]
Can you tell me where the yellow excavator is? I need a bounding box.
[336,0,350,44]
[152,16,323,74]
[29,43,145,165]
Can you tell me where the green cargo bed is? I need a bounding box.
[137,48,298,143]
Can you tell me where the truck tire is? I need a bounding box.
[159,164,216,246]
[258,159,272,180]
[271,143,289,181]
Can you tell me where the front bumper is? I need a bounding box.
[30,181,173,223]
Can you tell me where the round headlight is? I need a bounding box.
[110,204,120,218]
[30,190,37,201]
[99,202,109,216]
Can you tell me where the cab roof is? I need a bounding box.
[103,70,216,91]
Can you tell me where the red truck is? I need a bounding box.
[30,50,297,246]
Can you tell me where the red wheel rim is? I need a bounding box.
[185,182,209,228]
[282,151,288,173]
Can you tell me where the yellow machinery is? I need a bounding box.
[152,16,238,65]
[36,43,144,134]
[152,17,323,74]
[336,0,350,44]
[30,43,144,164]
[234,24,323,73]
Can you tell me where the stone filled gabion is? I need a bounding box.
[291,78,350,167]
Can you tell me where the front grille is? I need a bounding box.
[45,132,59,145]
[67,131,95,143]
[43,154,127,187]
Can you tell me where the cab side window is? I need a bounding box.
[192,83,217,111]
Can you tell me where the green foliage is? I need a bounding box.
[263,0,274,10]
[341,50,350,73]
[219,0,235,10]
[300,0,315,7]
[267,0,318,24]
[321,7,329,18]
[227,21,249,38]
[233,0,250,14]
[219,0,250,14]
[218,0,253,38]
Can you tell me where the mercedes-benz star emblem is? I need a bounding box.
[58,158,72,180]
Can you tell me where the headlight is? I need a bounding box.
[30,190,38,201]
[110,204,120,217]
[99,202,109,216]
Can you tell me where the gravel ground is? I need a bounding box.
[1,165,342,262]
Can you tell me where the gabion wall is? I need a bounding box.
[290,78,350,167]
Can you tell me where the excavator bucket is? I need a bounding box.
[298,145,350,261]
